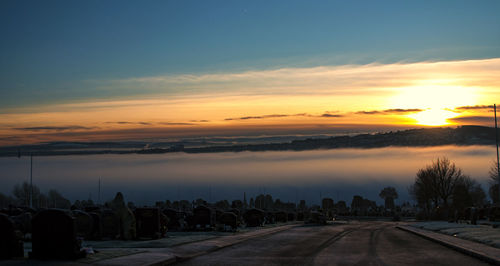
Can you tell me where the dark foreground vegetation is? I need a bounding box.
[1,156,500,260]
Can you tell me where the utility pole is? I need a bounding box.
[98,177,101,205]
[495,104,500,205]
[30,153,33,208]
[209,185,212,203]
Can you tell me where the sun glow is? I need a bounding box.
[407,109,457,126]
[390,84,478,110]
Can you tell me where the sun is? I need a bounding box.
[407,109,456,126]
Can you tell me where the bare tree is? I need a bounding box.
[410,157,465,218]
[12,181,41,207]
[379,187,398,210]
[489,162,500,203]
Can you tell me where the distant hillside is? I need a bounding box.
[178,125,497,154]
[1,125,498,157]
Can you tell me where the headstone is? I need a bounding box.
[297,212,305,221]
[31,209,85,259]
[0,213,24,259]
[72,210,94,239]
[192,205,215,230]
[135,207,161,239]
[275,211,288,223]
[160,213,168,237]
[219,212,238,231]
[307,211,327,225]
[265,212,276,224]
[101,209,120,239]
[470,207,478,225]
[109,192,136,240]
[88,212,102,240]
[11,212,32,235]
[215,209,224,224]
[244,208,265,227]
[163,208,182,230]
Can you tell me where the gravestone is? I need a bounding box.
[88,212,102,240]
[101,209,120,239]
[307,211,327,225]
[135,207,161,239]
[163,208,188,231]
[163,208,182,230]
[72,210,94,239]
[109,192,136,240]
[244,208,265,227]
[265,212,277,224]
[219,212,238,231]
[297,212,305,221]
[275,211,288,223]
[11,212,32,235]
[0,213,24,259]
[160,213,168,237]
[31,209,85,259]
[193,205,215,230]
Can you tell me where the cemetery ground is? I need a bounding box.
[2,220,499,266]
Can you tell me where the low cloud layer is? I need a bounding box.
[355,108,423,115]
[454,105,495,112]
[447,116,494,125]
[13,126,97,132]
[225,113,344,121]
[0,146,494,205]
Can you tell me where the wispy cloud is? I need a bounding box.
[224,113,344,121]
[355,108,423,115]
[13,126,97,132]
[225,114,294,121]
[106,121,196,126]
[447,116,494,125]
[158,122,196,126]
[320,113,344,118]
[95,58,500,99]
[454,105,494,112]
[106,121,153,125]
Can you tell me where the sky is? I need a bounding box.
[1,0,500,146]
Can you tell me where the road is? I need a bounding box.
[174,221,489,266]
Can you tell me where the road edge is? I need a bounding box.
[396,225,500,266]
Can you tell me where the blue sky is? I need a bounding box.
[1,0,499,109]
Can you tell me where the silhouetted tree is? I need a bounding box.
[322,198,334,210]
[215,200,230,210]
[255,194,273,209]
[12,181,41,207]
[379,187,398,210]
[47,189,71,209]
[489,162,500,203]
[0,192,15,208]
[453,175,486,212]
[410,157,469,219]
[231,200,243,209]
[351,195,364,215]
[489,184,499,204]
[335,201,347,214]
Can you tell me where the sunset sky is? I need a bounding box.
[1,1,500,146]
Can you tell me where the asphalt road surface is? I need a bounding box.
[175,221,489,266]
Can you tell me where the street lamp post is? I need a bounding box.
[495,104,500,205]
[30,153,33,208]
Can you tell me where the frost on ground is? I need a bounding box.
[411,221,500,248]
